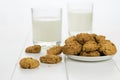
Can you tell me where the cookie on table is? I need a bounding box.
[40,55,62,64]
[47,45,62,55]
[19,57,40,69]
[25,45,41,53]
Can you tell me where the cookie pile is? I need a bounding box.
[62,33,117,57]
[19,33,117,69]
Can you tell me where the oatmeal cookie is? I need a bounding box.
[90,33,97,39]
[62,41,82,55]
[82,41,98,52]
[40,55,62,64]
[76,33,94,44]
[25,45,41,53]
[19,57,40,69]
[95,35,105,43]
[65,36,77,44]
[80,51,100,57]
[47,45,62,55]
[98,40,117,55]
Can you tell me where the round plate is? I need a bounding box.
[67,55,114,61]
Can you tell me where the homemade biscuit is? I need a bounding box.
[47,45,62,55]
[98,40,117,55]
[40,55,62,64]
[95,35,105,43]
[25,45,41,53]
[80,51,100,57]
[76,33,94,44]
[65,36,77,44]
[82,41,98,52]
[19,57,40,69]
[62,41,82,55]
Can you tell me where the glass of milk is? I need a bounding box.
[67,0,93,36]
[31,8,62,48]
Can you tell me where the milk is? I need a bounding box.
[32,18,61,44]
[68,12,92,35]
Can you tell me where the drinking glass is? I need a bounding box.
[31,8,62,48]
[67,1,93,36]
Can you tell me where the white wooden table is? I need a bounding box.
[10,33,120,80]
[1,0,120,80]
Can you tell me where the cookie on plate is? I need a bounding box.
[95,35,106,43]
[65,36,77,44]
[80,51,100,57]
[76,33,94,44]
[82,41,98,52]
[62,41,82,55]
[98,40,117,55]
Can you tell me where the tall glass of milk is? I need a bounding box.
[31,8,62,48]
[67,0,93,36]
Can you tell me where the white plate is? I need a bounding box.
[67,55,114,61]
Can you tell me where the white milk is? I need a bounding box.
[68,12,92,35]
[32,18,61,43]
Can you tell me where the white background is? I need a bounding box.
[0,0,120,80]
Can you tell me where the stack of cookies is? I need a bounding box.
[62,33,117,57]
